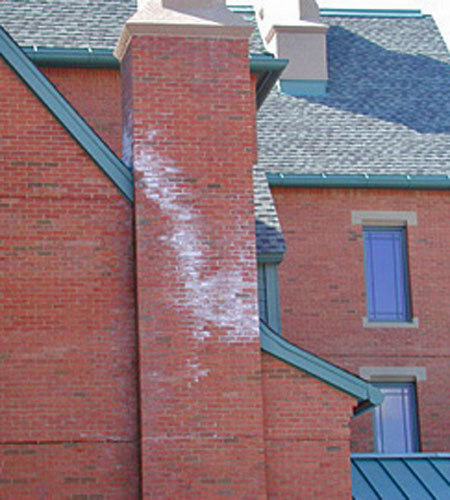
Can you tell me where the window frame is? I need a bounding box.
[351,211,419,328]
[363,225,412,324]
[372,381,420,454]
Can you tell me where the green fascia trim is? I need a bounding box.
[20,45,286,110]
[257,252,284,264]
[320,8,424,18]
[250,56,289,108]
[0,28,133,203]
[267,173,450,190]
[260,321,384,411]
[228,5,255,14]
[24,47,119,69]
[231,5,425,19]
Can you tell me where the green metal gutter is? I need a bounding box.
[267,173,450,190]
[228,5,255,14]
[250,55,289,108]
[260,321,383,414]
[23,46,287,109]
[0,28,133,203]
[24,47,118,69]
[320,8,425,18]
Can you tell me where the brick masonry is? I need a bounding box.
[273,187,450,452]
[0,58,139,498]
[42,67,123,158]
[122,34,268,498]
[262,353,354,499]
[0,34,365,498]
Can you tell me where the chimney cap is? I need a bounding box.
[115,0,252,61]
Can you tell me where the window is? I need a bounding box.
[373,382,419,453]
[257,263,281,332]
[363,226,411,323]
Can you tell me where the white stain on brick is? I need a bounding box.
[134,130,259,356]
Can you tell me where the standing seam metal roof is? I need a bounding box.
[352,454,450,499]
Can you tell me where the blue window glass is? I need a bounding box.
[373,382,419,453]
[363,227,411,322]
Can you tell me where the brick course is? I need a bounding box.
[1,32,368,499]
[122,34,267,498]
[0,58,139,497]
[262,353,354,499]
[273,187,450,452]
[42,67,122,157]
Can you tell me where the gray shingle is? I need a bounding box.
[0,1,265,52]
[6,8,446,255]
[257,16,450,177]
[1,1,136,49]
[253,166,285,256]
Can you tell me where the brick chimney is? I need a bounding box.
[255,0,329,96]
[115,1,267,497]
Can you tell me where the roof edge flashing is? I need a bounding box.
[23,47,119,69]
[251,56,289,108]
[259,320,383,410]
[20,47,286,109]
[320,8,424,18]
[0,27,133,203]
[267,173,450,190]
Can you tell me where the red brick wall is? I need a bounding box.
[273,187,450,452]
[0,59,139,497]
[42,67,122,157]
[122,34,267,498]
[262,353,354,499]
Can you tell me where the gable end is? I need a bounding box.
[0,27,133,203]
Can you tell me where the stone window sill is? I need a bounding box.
[362,317,419,328]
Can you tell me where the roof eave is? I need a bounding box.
[250,54,289,108]
[267,173,450,190]
[259,321,384,412]
[23,46,287,109]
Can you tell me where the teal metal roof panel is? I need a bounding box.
[352,454,450,500]
[0,26,133,203]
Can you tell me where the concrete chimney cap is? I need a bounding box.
[115,0,252,61]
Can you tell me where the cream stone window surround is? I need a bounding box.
[352,210,419,328]
[359,366,427,382]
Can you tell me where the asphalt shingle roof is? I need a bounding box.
[0,1,265,52]
[3,5,450,255]
[0,0,136,49]
[253,166,286,256]
[258,16,450,177]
